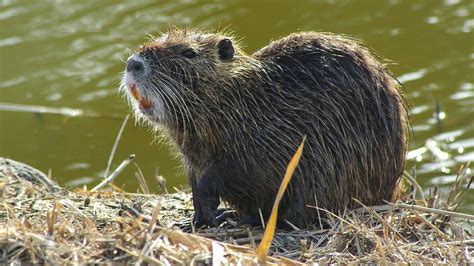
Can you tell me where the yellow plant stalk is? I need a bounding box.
[256,136,306,262]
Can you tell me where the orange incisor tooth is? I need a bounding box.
[140,99,152,108]
[131,84,142,101]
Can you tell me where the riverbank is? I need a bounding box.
[1,157,472,264]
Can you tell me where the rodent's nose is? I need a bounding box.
[126,58,144,73]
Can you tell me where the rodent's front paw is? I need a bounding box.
[202,206,219,227]
[192,205,218,228]
[191,173,221,228]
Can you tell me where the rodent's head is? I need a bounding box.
[121,28,243,126]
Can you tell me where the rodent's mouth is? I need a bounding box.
[129,82,152,109]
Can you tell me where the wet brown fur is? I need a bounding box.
[123,27,409,228]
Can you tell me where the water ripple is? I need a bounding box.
[398,69,427,83]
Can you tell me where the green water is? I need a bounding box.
[0,0,472,212]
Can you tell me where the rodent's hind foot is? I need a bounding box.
[236,215,291,229]
[236,215,265,227]
[215,209,238,224]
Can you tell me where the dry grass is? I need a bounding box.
[0,157,472,264]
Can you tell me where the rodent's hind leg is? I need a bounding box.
[191,173,221,228]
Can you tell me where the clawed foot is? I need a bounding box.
[193,210,272,229]
[236,215,290,229]
[236,215,264,227]
[193,208,236,228]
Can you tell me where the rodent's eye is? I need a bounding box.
[182,49,198,59]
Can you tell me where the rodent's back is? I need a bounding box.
[218,32,408,225]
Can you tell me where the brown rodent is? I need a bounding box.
[121,28,409,228]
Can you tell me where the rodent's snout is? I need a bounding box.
[126,57,145,74]
[123,55,152,110]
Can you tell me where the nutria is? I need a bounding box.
[121,28,408,228]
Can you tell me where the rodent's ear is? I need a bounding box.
[217,38,234,61]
